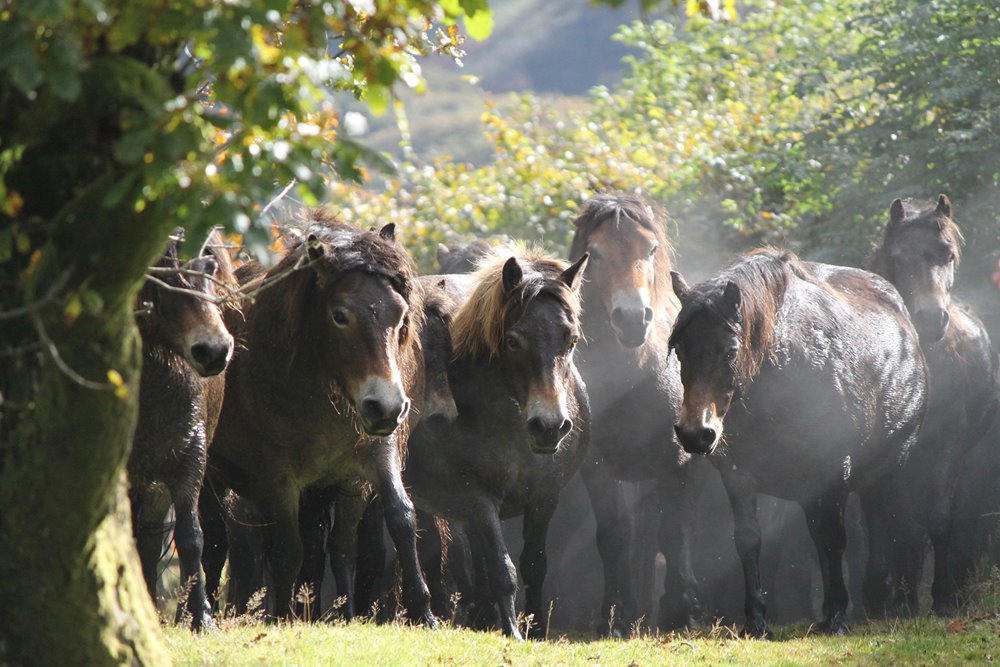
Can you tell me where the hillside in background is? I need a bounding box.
[354,0,647,165]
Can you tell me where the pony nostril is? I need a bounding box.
[939,309,950,329]
[397,398,412,423]
[361,398,386,422]
[557,419,573,439]
[643,306,654,325]
[610,307,625,328]
[190,342,229,374]
[675,424,717,454]
[526,417,545,438]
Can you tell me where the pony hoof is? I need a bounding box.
[741,620,771,639]
[817,617,850,636]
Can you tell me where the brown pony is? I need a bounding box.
[436,239,493,274]
[204,213,434,623]
[130,228,235,630]
[567,193,710,632]
[670,249,927,637]
[404,245,591,639]
[867,195,1000,615]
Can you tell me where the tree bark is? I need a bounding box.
[0,302,169,666]
[0,184,175,665]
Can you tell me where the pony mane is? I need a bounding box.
[568,193,680,317]
[451,243,582,360]
[868,197,964,276]
[676,248,806,383]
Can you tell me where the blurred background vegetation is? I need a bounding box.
[320,0,1000,327]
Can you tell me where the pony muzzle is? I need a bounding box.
[610,290,654,348]
[912,306,950,344]
[525,412,573,454]
[674,424,719,455]
[356,377,410,437]
[185,328,234,377]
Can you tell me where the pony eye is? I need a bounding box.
[648,244,658,258]
[569,334,580,348]
[506,334,521,351]
[331,308,350,327]
[399,322,409,342]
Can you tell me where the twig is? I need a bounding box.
[147,265,232,291]
[259,179,298,222]
[32,314,111,391]
[0,269,73,321]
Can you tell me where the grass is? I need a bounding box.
[163,615,1000,666]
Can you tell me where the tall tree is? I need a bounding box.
[0,2,490,664]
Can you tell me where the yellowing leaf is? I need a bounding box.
[3,190,24,216]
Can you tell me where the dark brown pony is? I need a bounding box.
[130,228,235,629]
[568,194,710,631]
[867,195,1000,615]
[437,239,493,274]
[404,246,591,639]
[669,249,927,637]
[204,213,434,623]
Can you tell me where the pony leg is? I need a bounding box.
[296,487,333,621]
[658,466,707,630]
[721,472,768,638]
[172,492,212,630]
[260,485,303,620]
[198,479,229,613]
[521,497,557,639]
[416,509,450,620]
[354,496,387,619]
[132,486,172,605]
[580,457,635,636]
[469,507,521,639]
[328,491,366,620]
[860,485,893,618]
[802,491,850,635]
[374,442,435,626]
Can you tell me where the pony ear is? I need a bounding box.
[935,194,952,218]
[378,223,396,241]
[670,270,691,305]
[502,257,523,293]
[188,256,218,277]
[721,280,741,316]
[436,243,451,267]
[889,198,905,226]
[560,253,589,291]
[306,233,324,261]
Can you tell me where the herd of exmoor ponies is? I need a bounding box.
[135,193,1000,648]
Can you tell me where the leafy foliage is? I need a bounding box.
[331,0,1000,291]
[0,0,492,279]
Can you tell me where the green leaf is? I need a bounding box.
[44,34,83,101]
[114,128,154,164]
[463,7,493,42]
[0,21,43,93]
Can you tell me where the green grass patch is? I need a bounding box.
[164,616,1000,666]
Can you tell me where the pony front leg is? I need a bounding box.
[470,506,521,640]
[802,491,850,635]
[261,487,304,620]
[521,497,557,640]
[580,457,635,636]
[374,441,436,626]
[658,468,705,630]
[721,471,768,638]
[329,491,367,620]
[173,493,213,630]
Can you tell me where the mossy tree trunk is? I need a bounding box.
[0,181,176,665]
